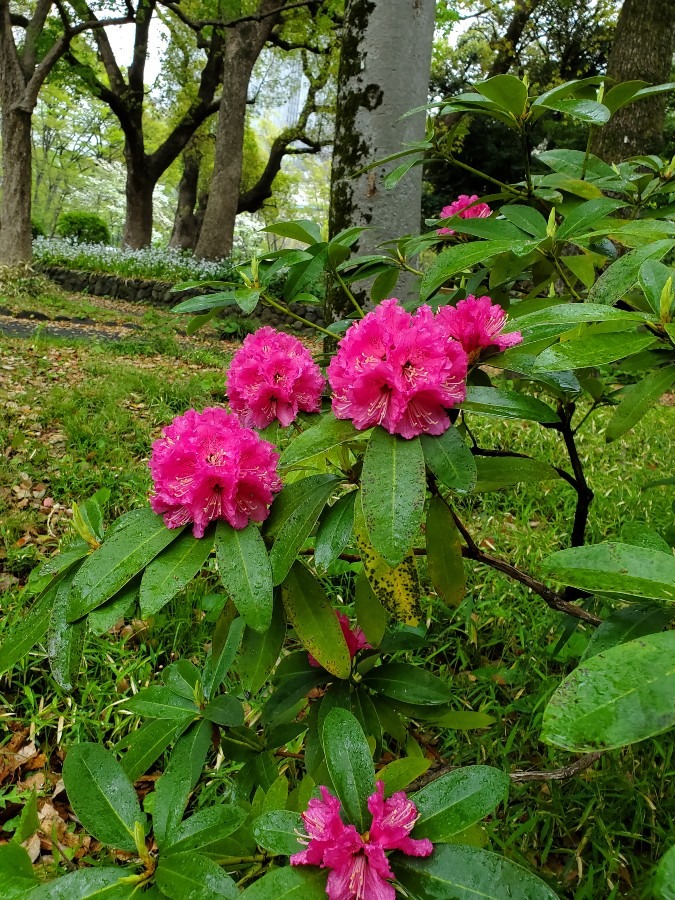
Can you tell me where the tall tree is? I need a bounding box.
[0,0,131,264]
[194,0,336,259]
[328,0,436,312]
[592,0,675,161]
[65,0,225,248]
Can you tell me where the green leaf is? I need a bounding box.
[216,522,273,633]
[556,199,624,241]
[426,496,465,607]
[203,616,246,699]
[361,429,426,567]
[500,205,548,238]
[588,240,675,306]
[279,415,361,469]
[281,562,351,678]
[172,292,239,314]
[11,789,40,844]
[541,542,675,601]
[314,492,357,573]
[508,302,648,331]
[376,757,431,795]
[420,427,476,493]
[428,709,496,729]
[88,580,137,637]
[166,806,247,855]
[238,601,286,694]
[412,766,509,841]
[371,265,400,301]
[542,631,675,751]
[233,288,260,314]
[421,240,523,300]
[140,529,213,618]
[27,868,136,899]
[124,686,199,720]
[68,510,182,621]
[155,852,239,899]
[363,662,452,705]
[581,603,673,662]
[252,810,306,855]
[62,743,145,852]
[396,844,559,899]
[654,844,675,900]
[48,572,86,690]
[119,719,181,783]
[0,843,38,899]
[153,719,213,849]
[261,670,326,725]
[601,80,649,114]
[268,476,341,585]
[538,97,610,125]
[322,708,375,830]
[354,573,387,646]
[0,578,60,673]
[163,659,202,700]
[384,155,423,189]
[474,456,561,491]
[262,219,322,245]
[240,867,327,899]
[459,386,560,423]
[606,366,675,442]
[202,694,244,727]
[533,332,655,372]
[638,259,673,316]
[475,74,528,115]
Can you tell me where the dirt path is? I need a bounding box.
[0,314,135,342]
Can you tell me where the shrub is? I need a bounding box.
[31,218,46,238]
[56,210,111,245]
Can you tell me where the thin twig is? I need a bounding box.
[410,752,603,791]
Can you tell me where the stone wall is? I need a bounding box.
[38,265,324,334]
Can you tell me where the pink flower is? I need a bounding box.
[437,295,522,361]
[327,299,468,439]
[226,326,325,429]
[437,194,492,235]
[291,782,433,900]
[308,612,371,668]
[149,407,281,537]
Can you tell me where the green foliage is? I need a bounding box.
[3,72,675,899]
[56,211,111,245]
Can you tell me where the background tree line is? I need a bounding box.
[1,0,673,267]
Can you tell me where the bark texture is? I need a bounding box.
[0,0,33,265]
[195,0,280,260]
[169,139,207,250]
[328,0,437,313]
[592,0,675,162]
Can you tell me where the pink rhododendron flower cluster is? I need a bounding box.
[327,298,468,439]
[149,407,281,537]
[437,295,522,361]
[291,782,433,900]
[308,611,371,667]
[226,326,325,429]
[437,194,492,235]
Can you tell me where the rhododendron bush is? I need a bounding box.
[2,75,675,899]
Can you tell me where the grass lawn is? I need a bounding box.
[0,285,673,898]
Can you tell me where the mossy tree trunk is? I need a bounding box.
[592,0,675,162]
[327,0,437,319]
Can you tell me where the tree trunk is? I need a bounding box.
[328,0,437,316]
[170,141,204,251]
[0,106,33,264]
[592,0,675,162]
[196,1,280,260]
[122,156,156,249]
